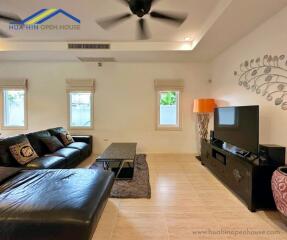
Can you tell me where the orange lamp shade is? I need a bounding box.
[193,99,216,113]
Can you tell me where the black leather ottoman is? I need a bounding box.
[0,168,114,240]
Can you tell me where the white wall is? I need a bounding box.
[4,7,285,156]
[211,6,287,162]
[0,62,210,154]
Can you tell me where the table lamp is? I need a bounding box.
[193,99,216,160]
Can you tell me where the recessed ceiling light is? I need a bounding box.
[184,37,191,41]
[180,42,193,51]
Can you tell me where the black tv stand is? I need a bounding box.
[235,150,250,158]
[201,140,281,212]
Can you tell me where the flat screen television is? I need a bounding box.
[214,105,259,155]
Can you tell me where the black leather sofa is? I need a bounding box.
[0,127,93,169]
[0,167,114,240]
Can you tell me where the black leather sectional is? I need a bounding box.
[0,128,115,240]
[0,127,93,169]
[0,167,114,240]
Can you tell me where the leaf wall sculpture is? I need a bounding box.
[234,54,287,110]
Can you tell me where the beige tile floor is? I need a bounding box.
[80,154,287,240]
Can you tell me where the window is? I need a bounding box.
[69,92,93,129]
[2,89,27,129]
[157,91,181,129]
[0,79,28,129]
[66,78,96,129]
[155,79,184,130]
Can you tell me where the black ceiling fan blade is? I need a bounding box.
[0,29,10,38]
[97,13,132,29]
[117,0,130,6]
[0,12,21,22]
[137,18,150,40]
[150,11,187,25]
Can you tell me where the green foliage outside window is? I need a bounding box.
[160,91,177,105]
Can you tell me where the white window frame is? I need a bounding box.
[156,90,182,131]
[67,91,94,130]
[1,88,28,130]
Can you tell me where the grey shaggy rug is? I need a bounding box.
[90,154,151,199]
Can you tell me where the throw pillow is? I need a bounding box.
[60,132,74,146]
[40,136,64,152]
[9,141,39,165]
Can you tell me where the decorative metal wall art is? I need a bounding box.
[234,55,287,110]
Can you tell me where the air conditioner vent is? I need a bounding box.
[68,43,110,49]
[78,57,116,62]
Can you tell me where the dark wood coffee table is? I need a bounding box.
[96,143,137,179]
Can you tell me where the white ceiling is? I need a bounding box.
[0,0,219,41]
[0,0,287,62]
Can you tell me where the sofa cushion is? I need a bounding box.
[48,127,67,135]
[0,167,22,185]
[9,140,39,165]
[52,148,81,166]
[0,135,32,167]
[40,136,64,153]
[48,127,69,142]
[26,130,51,156]
[67,142,90,157]
[60,132,74,146]
[0,169,114,240]
[26,156,66,169]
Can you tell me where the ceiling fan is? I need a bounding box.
[97,0,187,40]
[0,11,21,38]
